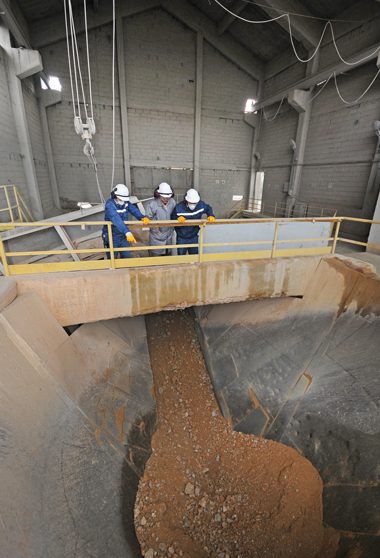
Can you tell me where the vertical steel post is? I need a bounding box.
[14,185,22,221]
[107,223,116,269]
[0,237,10,275]
[199,224,205,263]
[4,186,14,222]
[271,222,279,258]
[331,220,342,254]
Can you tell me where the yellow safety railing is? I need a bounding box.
[0,216,379,276]
[245,199,337,218]
[0,184,33,223]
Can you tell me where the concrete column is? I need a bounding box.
[116,9,131,189]
[286,53,319,215]
[362,119,380,216]
[193,32,203,190]
[367,166,380,252]
[0,24,44,220]
[248,80,263,209]
[39,88,62,210]
[363,131,380,249]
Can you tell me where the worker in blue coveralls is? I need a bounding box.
[102,183,150,258]
[171,188,215,255]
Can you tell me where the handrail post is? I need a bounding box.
[4,186,14,223]
[17,189,33,221]
[199,223,205,263]
[107,223,116,269]
[0,236,10,276]
[331,219,342,254]
[14,186,22,222]
[271,222,279,258]
[274,201,277,218]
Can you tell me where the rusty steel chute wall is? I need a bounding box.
[0,291,154,557]
[195,257,380,556]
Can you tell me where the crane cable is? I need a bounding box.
[63,0,76,119]
[68,0,88,121]
[83,0,95,120]
[63,0,105,203]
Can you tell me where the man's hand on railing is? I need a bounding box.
[177,216,186,223]
[142,217,150,225]
[207,216,216,223]
[126,232,137,243]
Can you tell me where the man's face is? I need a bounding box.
[160,195,170,205]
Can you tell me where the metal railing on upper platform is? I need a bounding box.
[0,216,379,276]
[0,185,33,223]
[235,199,338,219]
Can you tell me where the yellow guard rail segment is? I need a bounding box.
[0,216,379,276]
[0,185,33,223]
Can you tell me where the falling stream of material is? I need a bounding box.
[135,310,339,558]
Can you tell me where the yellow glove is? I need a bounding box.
[178,216,186,223]
[142,217,150,225]
[207,215,216,223]
[126,232,137,244]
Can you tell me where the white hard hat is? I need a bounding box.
[157,182,173,197]
[113,183,129,200]
[185,188,200,204]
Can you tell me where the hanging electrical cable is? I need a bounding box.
[288,18,329,64]
[308,73,334,103]
[334,69,380,105]
[213,0,287,25]
[260,66,380,124]
[213,1,380,72]
[263,97,285,122]
[328,22,380,67]
[213,0,380,118]
[239,0,365,24]
[84,141,104,204]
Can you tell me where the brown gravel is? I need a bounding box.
[135,310,339,558]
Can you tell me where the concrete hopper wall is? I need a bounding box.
[14,257,322,326]
[1,255,380,556]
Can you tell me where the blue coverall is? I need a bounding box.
[171,200,214,255]
[102,198,144,258]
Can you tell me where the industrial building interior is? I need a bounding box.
[0,1,380,557]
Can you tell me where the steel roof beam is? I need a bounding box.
[256,42,380,110]
[162,0,263,80]
[217,0,246,35]
[258,0,323,50]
